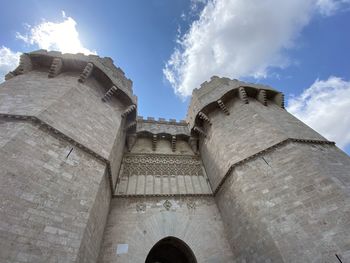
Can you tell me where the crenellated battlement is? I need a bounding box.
[187,76,284,130]
[5,50,137,105]
[137,116,187,125]
[136,116,190,137]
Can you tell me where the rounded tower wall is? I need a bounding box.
[188,78,326,190]
[187,77,350,262]
[0,50,137,263]
[215,141,350,262]
[0,52,135,160]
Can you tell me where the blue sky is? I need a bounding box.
[0,0,349,153]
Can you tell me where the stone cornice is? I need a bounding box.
[213,138,336,195]
[113,193,213,198]
[123,152,200,159]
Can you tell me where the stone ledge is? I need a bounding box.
[213,138,336,195]
[0,113,115,193]
[137,116,188,126]
[113,193,213,198]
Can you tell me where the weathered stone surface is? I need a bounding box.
[137,117,189,136]
[0,71,127,160]
[130,137,194,155]
[0,51,134,263]
[115,154,211,196]
[186,76,281,128]
[1,53,350,263]
[26,50,136,103]
[0,121,108,263]
[98,197,234,263]
[216,142,350,262]
[200,98,326,190]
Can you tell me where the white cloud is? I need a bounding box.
[0,46,20,82]
[287,76,350,149]
[16,12,95,55]
[164,0,350,97]
[316,0,350,15]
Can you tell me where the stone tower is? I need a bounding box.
[0,51,349,263]
[187,77,350,262]
[0,50,137,262]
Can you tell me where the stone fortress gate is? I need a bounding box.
[0,50,350,263]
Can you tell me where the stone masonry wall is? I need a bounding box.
[200,97,325,190]
[98,196,234,263]
[0,54,133,262]
[216,142,350,262]
[76,169,111,263]
[0,71,126,160]
[0,121,108,263]
[115,135,212,196]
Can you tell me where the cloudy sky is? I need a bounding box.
[0,0,349,153]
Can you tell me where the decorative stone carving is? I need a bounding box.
[274,93,285,108]
[152,134,157,151]
[136,203,146,212]
[122,104,136,118]
[238,87,249,104]
[122,154,203,176]
[257,89,267,106]
[78,62,93,83]
[102,86,118,102]
[171,136,176,152]
[217,99,230,115]
[125,121,137,131]
[187,200,196,210]
[193,126,207,138]
[198,112,212,126]
[163,200,172,210]
[48,58,63,78]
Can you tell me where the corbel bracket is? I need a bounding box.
[78,62,93,83]
[217,100,230,115]
[48,58,63,78]
[102,86,118,102]
[198,112,212,125]
[121,105,136,118]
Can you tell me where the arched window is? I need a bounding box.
[145,236,197,263]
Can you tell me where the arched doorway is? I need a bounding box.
[145,236,197,263]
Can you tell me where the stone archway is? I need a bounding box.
[145,236,197,263]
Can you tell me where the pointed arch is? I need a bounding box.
[145,236,197,263]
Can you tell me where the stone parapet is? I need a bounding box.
[187,76,284,130]
[7,49,136,105]
[136,116,190,137]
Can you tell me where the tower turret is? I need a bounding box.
[187,76,350,262]
[0,50,136,263]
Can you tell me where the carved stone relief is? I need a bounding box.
[136,203,146,212]
[163,200,172,210]
[115,153,213,196]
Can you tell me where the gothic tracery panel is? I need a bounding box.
[115,153,212,196]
